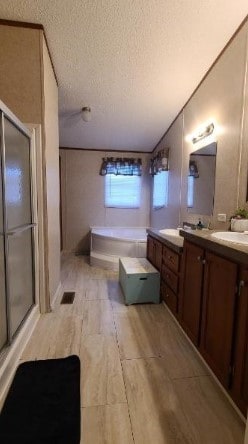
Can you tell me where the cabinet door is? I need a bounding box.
[163,246,180,273]
[161,281,177,314]
[161,264,178,293]
[200,252,238,388]
[147,236,154,265]
[180,241,204,346]
[231,266,248,416]
[154,239,162,271]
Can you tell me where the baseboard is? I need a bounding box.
[50,281,62,310]
[162,302,246,423]
[0,305,40,410]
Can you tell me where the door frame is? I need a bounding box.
[27,123,48,314]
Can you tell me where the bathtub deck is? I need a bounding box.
[20,253,244,443]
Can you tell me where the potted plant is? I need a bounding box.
[230,207,248,232]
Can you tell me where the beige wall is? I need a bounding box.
[60,149,150,252]
[151,21,248,230]
[42,38,60,301]
[151,113,183,229]
[0,24,60,305]
[181,22,248,229]
[0,25,42,123]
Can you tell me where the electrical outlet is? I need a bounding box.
[217,213,227,222]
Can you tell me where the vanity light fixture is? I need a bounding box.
[81,106,91,122]
[192,123,214,144]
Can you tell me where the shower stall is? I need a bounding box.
[0,101,36,353]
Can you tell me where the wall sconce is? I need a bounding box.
[81,106,91,122]
[192,123,214,144]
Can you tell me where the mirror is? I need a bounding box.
[187,142,217,215]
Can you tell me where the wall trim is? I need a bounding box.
[0,306,40,409]
[42,32,58,86]
[60,146,151,154]
[50,282,62,310]
[0,18,43,30]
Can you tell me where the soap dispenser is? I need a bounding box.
[196,219,204,230]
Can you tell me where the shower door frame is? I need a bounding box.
[0,100,38,349]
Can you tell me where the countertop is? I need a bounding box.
[180,229,248,265]
[147,228,248,265]
[147,229,184,253]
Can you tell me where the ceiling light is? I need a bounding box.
[81,106,91,122]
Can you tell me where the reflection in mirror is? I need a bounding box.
[187,142,217,216]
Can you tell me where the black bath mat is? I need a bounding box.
[0,355,81,444]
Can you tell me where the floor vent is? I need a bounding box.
[61,291,75,304]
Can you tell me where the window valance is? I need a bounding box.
[149,148,169,176]
[100,157,142,176]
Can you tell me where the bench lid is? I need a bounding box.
[119,257,158,274]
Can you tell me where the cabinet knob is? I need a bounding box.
[238,280,245,296]
[197,256,206,265]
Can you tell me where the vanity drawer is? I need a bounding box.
[163,246,180,273]
[161,264,178,293]
[161,281,177,314]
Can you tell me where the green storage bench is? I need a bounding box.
[119,257,160,305]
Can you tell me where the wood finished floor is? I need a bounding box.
[21,253,245,443]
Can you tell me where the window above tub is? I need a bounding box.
[100,157,142,209]
[105,174,141,209]
[153,170,169,209]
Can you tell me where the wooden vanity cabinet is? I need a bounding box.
[181,238,248,415]
[148,233,248,415]
[200,252,238,388]
[161,245,181,316]
[181,241,238,386]
[179,240,205,345]
[147,234,181,315]
[147,235,162,271]
[231,266,248,415]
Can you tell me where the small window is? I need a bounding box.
[187,175,194,208]
[105,174,141,208]
[153,171,169,209]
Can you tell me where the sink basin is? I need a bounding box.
[159,228,180,237]
[211,231,248,245]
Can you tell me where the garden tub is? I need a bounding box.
[90,227,148,270]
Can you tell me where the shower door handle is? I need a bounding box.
[7,223,37,236]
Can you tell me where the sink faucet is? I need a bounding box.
[207,220,213,230]
[182,221,196,230]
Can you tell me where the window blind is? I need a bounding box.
[153,171,169,209]
[187,175,194,208]
[105,174,141,208]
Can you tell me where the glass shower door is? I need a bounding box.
[3,116,35,340]
[0,137,7,351]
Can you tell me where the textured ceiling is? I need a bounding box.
[0,1,247,152]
